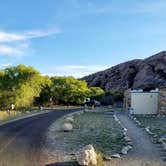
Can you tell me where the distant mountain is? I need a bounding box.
[82,51,166,91]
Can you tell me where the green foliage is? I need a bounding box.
[109,90,124,101]
[94,90,124,105]
[50,76,90,105]
[89,87,105,99]
[0,65,50,109]
[0,65,105,108]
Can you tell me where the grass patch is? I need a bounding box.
[135,115,166,139]
[54,108,125,156]
[0,109,44,124]
[0,111,23,122]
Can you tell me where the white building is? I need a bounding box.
[124,89,159,114]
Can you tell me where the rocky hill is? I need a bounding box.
[82,51,166,91]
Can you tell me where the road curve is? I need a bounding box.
[0,109,81,166]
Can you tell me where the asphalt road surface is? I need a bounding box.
[0,109,81,166]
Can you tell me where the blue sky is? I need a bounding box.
[0,0,166,77]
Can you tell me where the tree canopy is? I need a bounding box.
[50,76,90,105]
[0,65,105,109]
[35,76,105,106]
[0,65,50,109]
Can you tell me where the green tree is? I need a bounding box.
[50,76,89,105]
[89,87,105,99]
[0,65,50,109]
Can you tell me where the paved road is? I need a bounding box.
[0,109,81,166]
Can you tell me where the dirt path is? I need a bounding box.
[110,113,165,166]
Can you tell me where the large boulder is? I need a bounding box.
[62,123,73,132]
[65,116,74,123]
[76,144,97,166]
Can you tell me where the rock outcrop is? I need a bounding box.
[82,51,166,91]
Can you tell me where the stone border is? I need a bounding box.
[129,115,166,160]
[113,114,133,157]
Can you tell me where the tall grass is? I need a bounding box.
[0,111,22,122]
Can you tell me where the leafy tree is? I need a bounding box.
[34,84,52,106]
[50,76,90,105]
[89,87,105,99]
[0,65,106,108]
[0,65,50,109]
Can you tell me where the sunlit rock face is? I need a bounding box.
[82,51,166,91]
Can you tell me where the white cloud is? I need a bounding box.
[43,65,110,78]
[0,32,25,43]
[0,45,24,57]
[0,28,60,43]
[0,27,60,57]
[0,63,12,68]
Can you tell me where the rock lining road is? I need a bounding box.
[0,109,81,166]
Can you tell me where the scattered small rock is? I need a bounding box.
[113,115,119,122]
[122,131,127,136]
[145,126,153,135]
[122,128,127,132]
[162,142,166,151]
[103,156,112,161]
[127,141,133,146]
[111,154,121,158]
[121,145,132,155]
[159,138,166,143]
[124,136,131,142]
